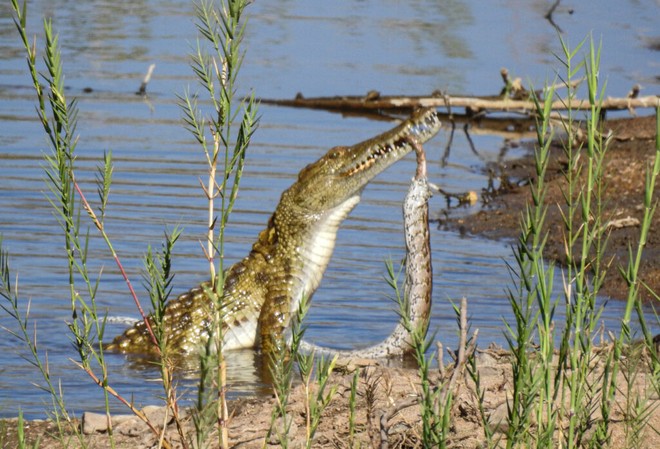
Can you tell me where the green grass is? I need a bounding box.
[465,35,660,449]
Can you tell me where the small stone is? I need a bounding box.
[476,352,499,367]
[115,416,149,437]
[142,405,171,427]
[82,412,111,434]
[81,410,147,435]
[267,416,297,445]
[487,402,510,434]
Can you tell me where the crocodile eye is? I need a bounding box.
[326,146,348,160]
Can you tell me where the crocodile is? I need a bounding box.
[107,108,442,356]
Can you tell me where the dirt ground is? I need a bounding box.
[441,114,660,302]
[2,115,659,448]
[3,344,658,448]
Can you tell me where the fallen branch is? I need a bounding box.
[261,91,659,115]
[544,0,566,33]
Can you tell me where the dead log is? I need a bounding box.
[260,92,659,116]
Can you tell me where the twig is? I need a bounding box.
[441,121,455,166]
[379,299,478,448]
[379,395,420,449]
[72,176,160,352]
[136,63,156,96]
[437,341,445,377]
[628,84,642,115]
[463,123,483,160]
[439,298,477,407]
[74,361,173,449]
[544,0,563,33]
[544,0,561,19]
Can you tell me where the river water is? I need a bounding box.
[0,0,658,419]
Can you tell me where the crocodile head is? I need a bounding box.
[286,108,442,213]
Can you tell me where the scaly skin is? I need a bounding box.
[107,108,442,356]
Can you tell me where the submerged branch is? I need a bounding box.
[261,91,659,116]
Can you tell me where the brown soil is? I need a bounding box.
[3,115,659,449]
[440,114,659,302]
[3,345,658,448]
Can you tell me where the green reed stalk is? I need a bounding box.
[0,240,79,447]
[9,2,188,448]
[348,368,360,447]
[530,82,559,448]
[7,1,116,446]
[263,297,310,449]
[16,410,41,449]
[264,346,294,449]
[501,80,557,445]
[607,105,660,446]
[553,40,584,444]
[142,228,189,446]
[384,259,451,447]
[619,106,660,339]
[499,35,641,448]
[178,1,258,446]
[558,37,611,448]
[296,347,338,448]
[466,353,499,448]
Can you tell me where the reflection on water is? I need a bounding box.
[0,0,658,419]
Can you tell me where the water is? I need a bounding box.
[0,0,658,419]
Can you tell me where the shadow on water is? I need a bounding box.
[0,0,658,419]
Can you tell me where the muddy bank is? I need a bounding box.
[3,344,658,448]
[439,114,659,302]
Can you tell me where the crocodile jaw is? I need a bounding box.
[290,109,442,214]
